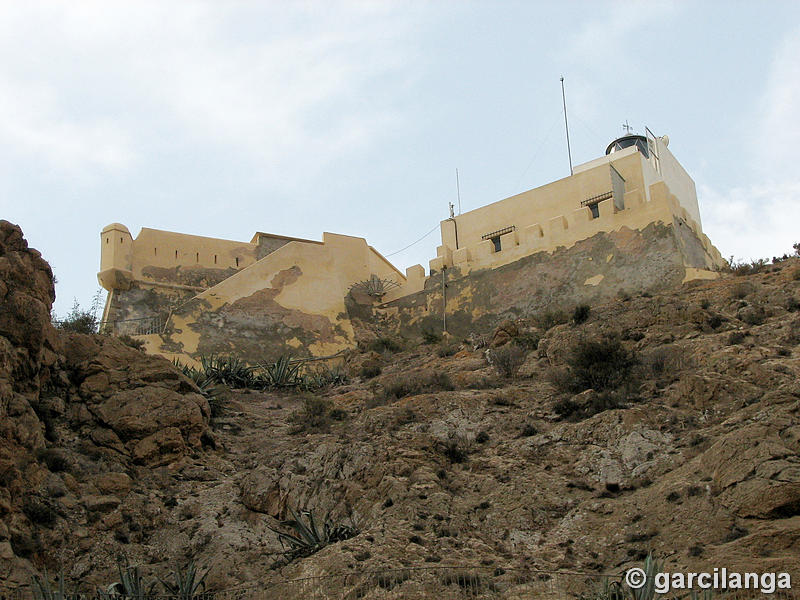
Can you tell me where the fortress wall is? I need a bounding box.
[156,232,402,364]
[426,178,725,278]
[129,228,259,279]
[372,216,721,342]
[439,150,647,253]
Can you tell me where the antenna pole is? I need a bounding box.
[455,168,462,215]
[560,76,573,176]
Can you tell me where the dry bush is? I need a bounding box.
[487,344,526,378]
[643,344,689,377]
[731,281,756,299]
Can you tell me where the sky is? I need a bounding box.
[2,1,799,318]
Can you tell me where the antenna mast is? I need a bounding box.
[560,76,573,176]
[455,168,462,215]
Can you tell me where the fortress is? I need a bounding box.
[98,130,726,364]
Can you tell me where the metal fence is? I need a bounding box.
[3,566,797,600]
[99,315,165,336]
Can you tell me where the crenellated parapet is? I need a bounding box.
[426,181,724,276]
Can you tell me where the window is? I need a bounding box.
[235,257,240,267]
[196,252,199,262]
[481,225,515,253]
[589,204,600,219]
[175,250,178,259]
[214,254,217,264]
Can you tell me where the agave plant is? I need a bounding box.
[31,569,80,600]
[301,364,349,390]
[258,355,304,388]
[629,552,663,600]
[104,559,158,600]
[173,359,224,417]
[268,507,358,561]
[200,355,256,388]
[159,561,209,600]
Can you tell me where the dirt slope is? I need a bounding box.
[1,219,798,593]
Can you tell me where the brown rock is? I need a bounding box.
[133,427,187,466]
[93,473,132,497]
[239,468,286,517]
[95,388,208,447]
[82,494,121,513]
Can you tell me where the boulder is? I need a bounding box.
[490,319,519,347]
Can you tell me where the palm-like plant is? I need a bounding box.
[159,561,209,600]
[258,355,304,388]
[31,569,80,600]
[105,559,158,600]
[268,507,358,561]
[629,553,663,600]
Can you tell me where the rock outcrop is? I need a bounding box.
[0,221,210,588]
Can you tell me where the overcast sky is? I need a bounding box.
[2,1,799,318]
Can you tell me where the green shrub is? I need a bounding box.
[369,337,402,353]
[488,344,526,378]
[360,364,382,379]
[35,448,69,473]
[727,331,747,345]
[53,291,103,334]
[421,327,442,344]
[572,304,591,325]
[730,258,768,276]
[561,336,639,393]
[533,309,569,331]
[740,306,766,325]
[512,332,540,350]
[290,396,334,432]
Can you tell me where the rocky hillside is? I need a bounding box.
[1,220,799,594]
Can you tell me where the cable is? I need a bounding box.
[384,223,440,257]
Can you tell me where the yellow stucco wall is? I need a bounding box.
[155,231,406,361]
[416,145,723,279]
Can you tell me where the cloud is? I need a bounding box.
[754,26,800,176]
[701,26,800,262]
[701,182,800,261]
[0,1,418,180]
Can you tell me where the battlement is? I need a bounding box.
[425,181,722,276]
[99,130,726,364]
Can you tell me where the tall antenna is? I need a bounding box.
[455,168,462,215]
[560,76,573,176]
